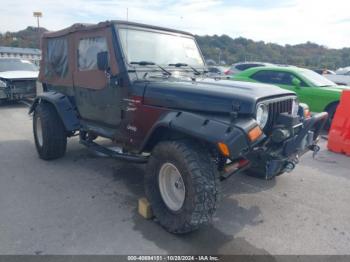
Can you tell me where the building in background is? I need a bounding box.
[0,46,41,65]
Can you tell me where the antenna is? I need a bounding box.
[126,8,129,61]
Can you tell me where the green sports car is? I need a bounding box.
[231,66,349,128]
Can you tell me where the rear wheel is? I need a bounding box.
[145,140,219,234]
[33,103,67,160]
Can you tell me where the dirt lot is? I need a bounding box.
[0,102,350,255]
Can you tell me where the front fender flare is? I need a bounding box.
[141,111,252,159]
[29,92,80,132]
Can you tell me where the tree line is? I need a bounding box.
[1,27,350,70]
[196,35,350,70]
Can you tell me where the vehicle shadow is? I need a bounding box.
[111,162,275,255]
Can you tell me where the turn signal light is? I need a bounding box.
[218,142,230,157]
[300,103,311,118]
[248,125,263,142]
[304,108,311,118]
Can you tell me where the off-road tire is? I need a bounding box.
[33,102,67,160]
[325,103,338,131]
[145,140,219,234]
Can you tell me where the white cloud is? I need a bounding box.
[0,0,350,48]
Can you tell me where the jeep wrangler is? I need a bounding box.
[30,21,327,234]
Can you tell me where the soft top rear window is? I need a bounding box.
[45,37,68,78]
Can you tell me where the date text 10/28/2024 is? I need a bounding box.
[127,255,220,261]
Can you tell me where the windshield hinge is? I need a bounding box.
[230,102,241,122]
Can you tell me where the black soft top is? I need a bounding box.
[42,20,194,38]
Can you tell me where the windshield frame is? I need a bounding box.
[114,24,206,72]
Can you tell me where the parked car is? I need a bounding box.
[232,66,348,128]
[0,58,38,102]
[225,61,273,75]
[313,69,336,75]
[207,66,227,78]
[336,67,350,75]
[324,67,350,86]
[30,21,327,234]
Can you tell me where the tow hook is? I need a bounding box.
[284,162,295,173]
[309,144,321,159]
[285,155,299,173]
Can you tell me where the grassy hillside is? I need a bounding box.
[0,26,47,49]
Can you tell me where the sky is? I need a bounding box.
[1,0,350,49]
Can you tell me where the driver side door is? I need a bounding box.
[72,27,122,128]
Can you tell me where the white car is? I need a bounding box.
[324,67,350,86]
[206,66,229,78]
[0,58,38,102]
[225,61,274,75]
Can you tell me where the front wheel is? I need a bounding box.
[145,140,219,234]
[33,102,67,160]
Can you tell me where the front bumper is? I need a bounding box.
[246,112,328,179]
[1,80,36,100]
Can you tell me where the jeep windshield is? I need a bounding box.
[117,27,205,71]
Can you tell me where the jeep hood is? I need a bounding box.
[143,78,296,114]
[0,71,38,80]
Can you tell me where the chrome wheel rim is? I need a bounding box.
[36,116,43,147]
[158,163,186,212]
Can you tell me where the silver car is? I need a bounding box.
[225,61,274,75]
[0,58,38,102]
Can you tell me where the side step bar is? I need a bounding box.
[80,139,148,163]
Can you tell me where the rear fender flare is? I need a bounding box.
[29,92,80,132]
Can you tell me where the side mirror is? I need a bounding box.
[97,51,109,71]
[292,77,301,88]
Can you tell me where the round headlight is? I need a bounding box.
[291,99,299,117]
[256,104,269,128]
[0,80,7,88]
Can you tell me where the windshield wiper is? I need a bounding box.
[130,61,171,76]
[168,63,201,75]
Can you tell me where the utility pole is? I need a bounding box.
[215,47,221,65]
[33,11,42,48]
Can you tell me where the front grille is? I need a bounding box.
[264,98,294,132]
[12,80,36,95]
